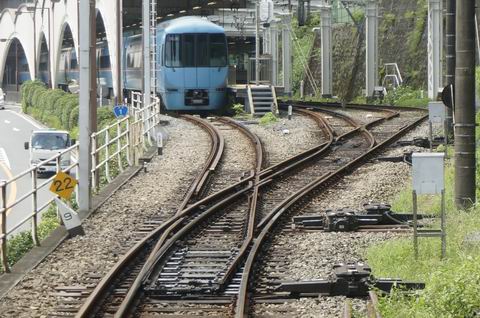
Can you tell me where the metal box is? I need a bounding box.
[428,101,445,123]
[412,153,444,194]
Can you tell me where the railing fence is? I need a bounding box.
[0,96,161,273]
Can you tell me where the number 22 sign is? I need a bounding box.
[49,171,78,200]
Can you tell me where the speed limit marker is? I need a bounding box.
[49,171,78,200]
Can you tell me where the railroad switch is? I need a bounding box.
[292,203,427,232]
[376,151,412,164]
[392,136,445,148]
[275,262,425,297]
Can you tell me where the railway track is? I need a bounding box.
[60,104,426,317]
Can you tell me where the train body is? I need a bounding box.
[55,16,228,111]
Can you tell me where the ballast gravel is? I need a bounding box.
[244,112,323,165]
[253,121,429,317]
[0,116,211,318]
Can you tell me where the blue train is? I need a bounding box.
[54,16,228,111]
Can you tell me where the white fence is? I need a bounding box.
[0,96,161,272]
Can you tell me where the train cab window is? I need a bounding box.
[210,34,227,67]
[182,34,195,67]
[100,55,111,69]
[165,34,182,67]
[127,49,142,68]
[196,34,209,67]
[70,51,78,70]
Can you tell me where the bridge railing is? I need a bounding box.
[0,96,161,273]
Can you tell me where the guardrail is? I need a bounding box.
[0,97,161,273]
[0,145,79,272]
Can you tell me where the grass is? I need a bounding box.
[364,126,480,316]
[0,205,60,272]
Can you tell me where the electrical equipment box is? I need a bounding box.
[412,152,444,194]
[428,101,445,124]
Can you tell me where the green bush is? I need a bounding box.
[259,112,278,125]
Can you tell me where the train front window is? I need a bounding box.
[182,34,195,67]
[210,34,227,67]
[165,33,227,68]
[197,34,209,67]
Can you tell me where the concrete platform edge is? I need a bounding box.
[0,148,156,300]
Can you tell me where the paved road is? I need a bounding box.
[0,103,55,235]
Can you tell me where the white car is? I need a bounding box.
[0,88,5,110]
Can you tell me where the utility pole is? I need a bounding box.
[428,0,442,99]
[365,0,378,97]
[143,0,151,106]
[255,2,260,85]
[445,0,455,136]
[78,0,95,215]
[454,0,476,209]
[320,5,332,97]
[116,0,123,102]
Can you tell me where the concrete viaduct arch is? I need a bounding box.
[0,0,121,98]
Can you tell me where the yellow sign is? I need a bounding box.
[49,172,78,200]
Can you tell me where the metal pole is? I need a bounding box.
[143,0,151,106]
[365,0,378,97]
[428,0,441,99]
[116,0,123,101]
[282,14,292,95]
[33,10,37,80]
[445,0,455,137]
[454,0,476,209]
[0,181,9,272]
[412,190,418,259]
[47,9,52,88]
[90,1,97,135]
[78,0,93,215]
[270,24,278,86]
[255,2,260,85]
[15,40,18,91]
[320,5,332,97]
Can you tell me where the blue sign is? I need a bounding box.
[113,105,128,118]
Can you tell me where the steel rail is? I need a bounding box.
[77,109,374,317]
[281,100,429,113]
[216,110,334,291]
[177,115,225,212]
[114,117,265,317]
[234,113,428,318]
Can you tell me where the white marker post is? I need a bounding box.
[55,198,84,237]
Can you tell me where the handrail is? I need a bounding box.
[0,97,162,273]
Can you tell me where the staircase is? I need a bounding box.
[247,85,279,116]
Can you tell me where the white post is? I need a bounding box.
[78,0,92,214]
[320,5,333,97]
[428,0,442,99]
[282,14,292,95]
[143,0,151,106]
[255,3,261,85]
[365,0,378,97]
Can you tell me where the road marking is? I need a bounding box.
[4,120,10,124]
[5,110,43,129]
[12,127,20,132]
[0,148,10,169]
[0,161,17,223]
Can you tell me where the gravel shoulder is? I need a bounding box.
[0,116,211,318]
[244,112,324,166]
